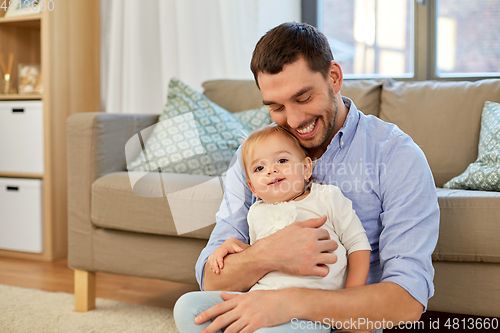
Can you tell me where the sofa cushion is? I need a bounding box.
[203,79,383,117]
[433,188,500,264]
[379,79,500,187]
[91,172,221,240]
[444,101,500,191]
[127,78,252,176]
[233,106,271,132]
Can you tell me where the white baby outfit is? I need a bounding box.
[248,182,371,292]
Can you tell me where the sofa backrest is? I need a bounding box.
[202,80,263,112]
[380,79,500,187]
[341,80,383,117]
[202,79,383,116]
[202,78,500,187]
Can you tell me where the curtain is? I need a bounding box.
[101,0,301,114]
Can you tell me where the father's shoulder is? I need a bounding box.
[358,112,428,171]
[358,111,414,148]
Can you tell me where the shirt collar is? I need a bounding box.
[322,96,360,154]
[339,96,360,148]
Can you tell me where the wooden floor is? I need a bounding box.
[1,256,498,332]
[0,256,199,309]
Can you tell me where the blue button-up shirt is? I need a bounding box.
[196,97,439,311]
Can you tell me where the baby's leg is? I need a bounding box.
[174,291,240,333]
[255,319,331,332]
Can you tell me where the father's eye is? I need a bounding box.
[254,166,264,172]
[297,95,312,104]
[271,105,284,112]
[278,158,288,164]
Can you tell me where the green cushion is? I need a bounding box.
[444,101,500,191]
[127,78,269,176]
[233,106,271,132]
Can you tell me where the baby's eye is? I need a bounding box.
[254,166,264,172]
[278,158,288,164]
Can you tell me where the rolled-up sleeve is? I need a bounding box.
[195,147,255,289]
[378,134,440,310]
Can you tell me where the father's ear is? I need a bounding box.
[328,61,343,94]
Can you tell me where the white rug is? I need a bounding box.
[0,284,179,333]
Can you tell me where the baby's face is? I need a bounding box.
[246,133,312,204]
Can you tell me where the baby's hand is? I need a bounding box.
[208,238,250,274]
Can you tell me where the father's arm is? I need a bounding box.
[287,133,440,327]
[197,133,439,331]
[195,147,257,291]
[203,214,334,291]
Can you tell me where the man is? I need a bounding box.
[191,22,439,332]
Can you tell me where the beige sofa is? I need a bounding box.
[67,78,500,317]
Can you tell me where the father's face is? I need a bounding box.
[258,57,339,158]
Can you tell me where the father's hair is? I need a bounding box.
[250,22,333,88]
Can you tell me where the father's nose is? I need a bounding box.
[286,105,309,129]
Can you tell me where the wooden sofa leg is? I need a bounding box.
[74,269,96,312]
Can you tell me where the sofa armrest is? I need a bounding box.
[67,112,159,271]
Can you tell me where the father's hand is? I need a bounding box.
[255,215,338,277]
[196,290,296,333]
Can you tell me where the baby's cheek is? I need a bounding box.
[283,166,292,175]
[290,180,304,192]
[254,178,267,189]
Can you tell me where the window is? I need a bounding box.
[321,0,414,79]
[436,0,500,77]
[303,0,500,80]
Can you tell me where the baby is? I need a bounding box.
[208,125,371,292]
[174,125,371,332]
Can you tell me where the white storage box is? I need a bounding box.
[0,178,43,253]
[0,101,44,174]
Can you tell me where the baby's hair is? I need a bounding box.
[241,125,309,180]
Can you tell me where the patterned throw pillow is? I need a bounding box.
[444,101,500,191]
[233,106,271,131]
[127,78,270,176]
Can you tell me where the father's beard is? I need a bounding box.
[301,86,338,156]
